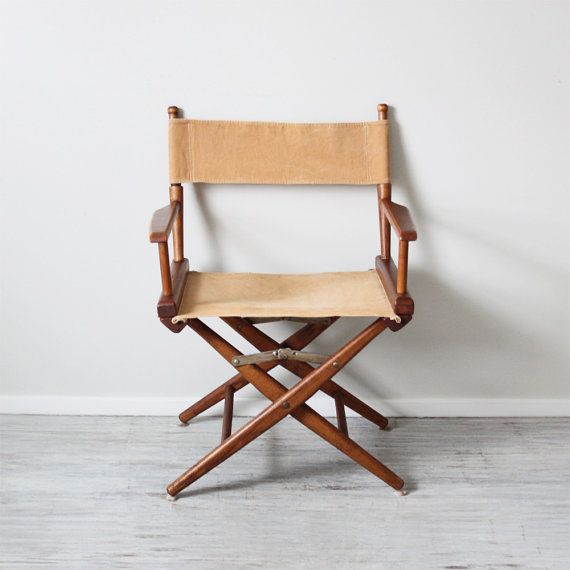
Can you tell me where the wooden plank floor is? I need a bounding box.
[1,416,569,569]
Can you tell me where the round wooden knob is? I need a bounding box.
[167,106,179,119]
[377,103,388,120]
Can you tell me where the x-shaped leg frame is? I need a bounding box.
[169,317,406,497]
[178,317,389,432]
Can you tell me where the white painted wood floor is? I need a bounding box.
[1,416,568,569]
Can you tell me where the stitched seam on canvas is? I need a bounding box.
[188,121,195,181]
[172,119,388,127]
[187,179,380,185]
[364,124,370,183]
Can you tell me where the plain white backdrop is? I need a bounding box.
[1,1,568,416]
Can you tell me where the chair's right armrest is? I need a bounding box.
[380,200,417,242]
[149,203,188,323]
[375,200,417,316]
[375,257,414,316]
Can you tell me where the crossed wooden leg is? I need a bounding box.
[178,318,389,430]
[223,317,390,431]
[178,320,333,424]
[167,317,404,497]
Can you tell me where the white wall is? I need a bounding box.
[1,0,568,416]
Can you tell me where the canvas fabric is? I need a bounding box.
[168,119,390,185]
[172,271,399,323]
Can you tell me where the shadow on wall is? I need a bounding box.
[194,182,225,271]
[389,107,435,260]
[305,262,553,403]
[188,109,550,401]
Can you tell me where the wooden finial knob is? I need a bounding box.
[377,103,388,120]
[168,106,179,119]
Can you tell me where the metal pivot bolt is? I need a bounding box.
[232,358,239,366]
[282,402,290,409]
[332,361,339,368]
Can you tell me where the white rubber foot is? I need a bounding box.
[166,493,178,502]
[394,486,406,496]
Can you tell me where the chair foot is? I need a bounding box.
[393,484,406,496]
[380,418,393,431]
[178,421,189,427]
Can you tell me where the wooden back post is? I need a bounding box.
[377,104,392,260]
[168,106,184,263]
[147,106,190,321]
[375,103,416,300]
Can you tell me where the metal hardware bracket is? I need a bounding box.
[232,348,330,367]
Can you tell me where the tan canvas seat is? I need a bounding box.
[173,271,399,322]
[149,104,417,498]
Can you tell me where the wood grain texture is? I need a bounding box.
[397,239,409,295]
[168,318,398,495]
[169,184,184,263]
[380,199,417,241]
[223,316,389,429]
[1,416,568,569]
[158,242,172,297]
[220,385,234,442]
[375,256,414,315]
[149,203,180,243]
[178,320,333,423]
[157,259,189,318]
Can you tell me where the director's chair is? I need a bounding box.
[149,104,417,497]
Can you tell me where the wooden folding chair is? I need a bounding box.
[149,104,417,497]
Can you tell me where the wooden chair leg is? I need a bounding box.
[220,385,234,442]
[179,375,248,424]
[178,320,334,423]
[223,317,390,429]
[167,318,403,497]
[334,392,349,436]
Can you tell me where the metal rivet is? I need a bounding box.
[282,402,290,409]
[332,361,339,368]
[232,358,239,365]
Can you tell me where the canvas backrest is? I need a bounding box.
[168,118,390,185]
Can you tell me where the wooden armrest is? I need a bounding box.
[149,185,186,332]
[376,198,417,314]
[380,200,417,241]
[149,202,182,303]
[375,257,414,316]
[149,203,180,243]
[157,258,189,319]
